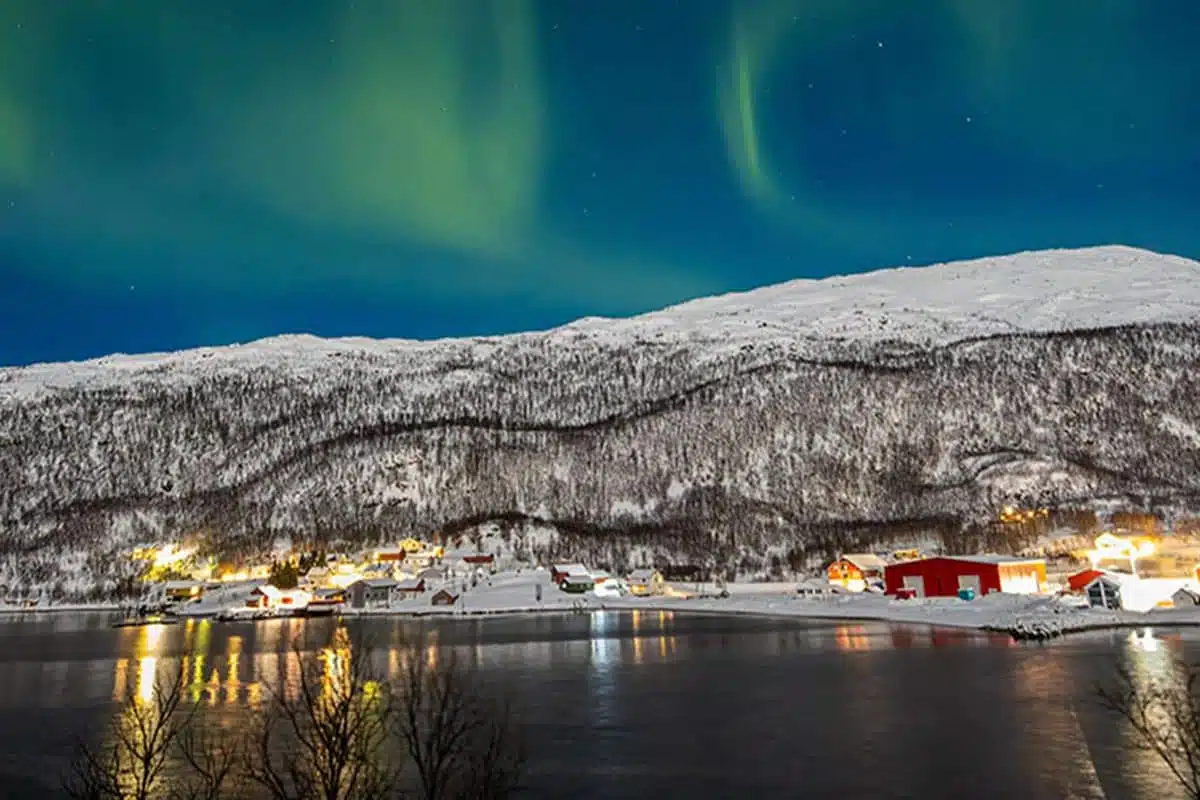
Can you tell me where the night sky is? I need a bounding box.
[1,1,1197,366]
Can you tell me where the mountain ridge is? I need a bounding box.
[1,245,1198,599]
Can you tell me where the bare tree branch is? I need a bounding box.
[1097,657,1200,799]
[395,648,526,800]
[243,627,399,800]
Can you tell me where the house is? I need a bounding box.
[594,578,624,598]
[302,567,330,588]
[416,567,445,582]
[626,569,665,597]
[560,575,594,594]
[884,556,1047,598]
[1067,568,1108,593]
[246,585,312,611]
[659,564,708,582]
[162,580,205,603]
[396,577,427,595]
[375,548,406,563]
[1173,586,1200,608]
[827,554,888,592]
[431,589,459,607]
[347,578,396,609]
[364,562,394,576]
[463,554,494,567]
[306,587,345,616]
[1087,575,1189,612]
[550,564,590,584]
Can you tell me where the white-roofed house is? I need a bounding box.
[1172,585,1200,608]
[827,554,888,592]
[550,564,590,585]
[1086,574,1186,612]
[626,568,664,597]
[347,577,397,609]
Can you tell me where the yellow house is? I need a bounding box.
[627,569,664,597]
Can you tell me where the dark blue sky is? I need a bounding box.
[1,0,1197,365]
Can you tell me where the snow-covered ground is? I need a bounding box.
[5,246,1198,395]
[13,570,1200,639]
[211,571,1200,636]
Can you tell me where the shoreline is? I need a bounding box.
[9,594,1200,640]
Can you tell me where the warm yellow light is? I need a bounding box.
[328,572,363,589]
[1137,541,1156,557]
[151,543,195,569]
[136,656,157,705]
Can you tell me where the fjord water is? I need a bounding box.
[0,611,1188,798]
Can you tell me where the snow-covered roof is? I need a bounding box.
[354,577,396,589]
[162,580,204,590]
[396,578,425,590]
[943,555,1045,566]
[839,554,887,572]
[628,569,660,582]
[552,563,589,575]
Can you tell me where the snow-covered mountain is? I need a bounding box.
[2,245,1200,598]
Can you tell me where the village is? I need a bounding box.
[121,518,1200,637]
[128,534,694,622]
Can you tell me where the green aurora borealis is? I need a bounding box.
[1,1,1197,364]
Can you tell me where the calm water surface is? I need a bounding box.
[0,610,1191,798]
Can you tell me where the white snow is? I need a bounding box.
[3,245,1197,396]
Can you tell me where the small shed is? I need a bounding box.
[627,569,665,597]
[431,589,459,607]
[1172,586,1200,608]
[551,564,590,584]
[827,554,888,591]
[560,575,593,594]
[396,577,427,595]
[347,578,396,609]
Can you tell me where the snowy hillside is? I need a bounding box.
[2,245,1200,597]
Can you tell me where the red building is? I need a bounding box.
[1067,568,1106,593]
[884,556,1046,598]
[463,554,495,566]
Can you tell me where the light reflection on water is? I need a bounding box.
[0,612,1196,797]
